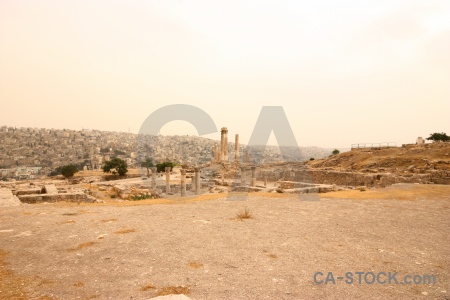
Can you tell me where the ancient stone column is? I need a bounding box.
[264,176,267,187]
[235,134,239,164]
[246,151,250,163]
[221,127,228,161]
[194,167,200,195]
[180,169,186,197]
[241,167,246,186]
[213,144,219,161]
[251,166,256,187]
[151,167,157,190]
[165,167,171,194]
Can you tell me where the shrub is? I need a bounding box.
[61,164,79,178]
[156,161,176,173]
[131,194,151,201]
[236,207,252,220]
[426,132,450,142]
[103,158,128,176]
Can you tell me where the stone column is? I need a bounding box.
[221,127,228,161]
[241,167,246,186]
[213,144,219,161]
[264,175,267,187]
[246,151,250,163]
[165,167,171,194]
[180,169,186,197]
[151,167,157,190]
[251,166,256,187]
[235,134,239,164]
[194,167,200,195]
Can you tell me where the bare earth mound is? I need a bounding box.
[308,142,450,173]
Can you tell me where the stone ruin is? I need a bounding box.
[9,183,101,204]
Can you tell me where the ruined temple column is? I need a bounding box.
[165,167,171,194]
[180,169,186,197]
[220,127,228,161]
[241,167,246,186]
[194,167,200,195]
[213,144,219,161]
[235,134,239,164]
[151,167,157,190]
[251,166,256,187]
[264,175,267,187]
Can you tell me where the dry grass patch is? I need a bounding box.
[235,207,253,220]
[114,228,136,234]
[100,218,118,223]
[140,283,156,291]
[156,286,190,296]
[68,241,96,251]
[187,261,203,269]
[323,184,450,201]
[73,282,84,288]
[37,278,55,286]
[0,250,29,299]
[62,212,78,216]
[58,220,75,224]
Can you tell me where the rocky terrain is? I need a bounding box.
[308,142,450,174]
[0,184,449,299]
[251,142,450,188]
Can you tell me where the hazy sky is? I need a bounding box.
[1,0,449,148]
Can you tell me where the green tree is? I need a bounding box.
[426,132,450,142]
[141,157,154,169]
[332,149,340,155]
[309,157,315,161]
[141,158,154,177]
[60,164,79,178]
[156,161,176,173]
[103,158,128,176]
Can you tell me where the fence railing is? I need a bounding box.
[351,142,397,149]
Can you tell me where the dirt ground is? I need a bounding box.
[0,184,449,299]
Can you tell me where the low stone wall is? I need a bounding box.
[258,169,437,187]
[103,174,141,181]
[278,181,316,189]
[18,193,96,204]
[14,188,42,196]
[232,186,263,193]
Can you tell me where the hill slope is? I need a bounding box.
[307,142,450,174]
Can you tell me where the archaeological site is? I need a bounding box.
[1,1,449,299]
[1,125,449,299]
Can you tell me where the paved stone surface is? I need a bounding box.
[0,188,21,207]
[43,184,58,194]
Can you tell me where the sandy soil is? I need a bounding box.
[0,184,449,300]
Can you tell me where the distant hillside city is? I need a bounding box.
[0,125,342,179]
